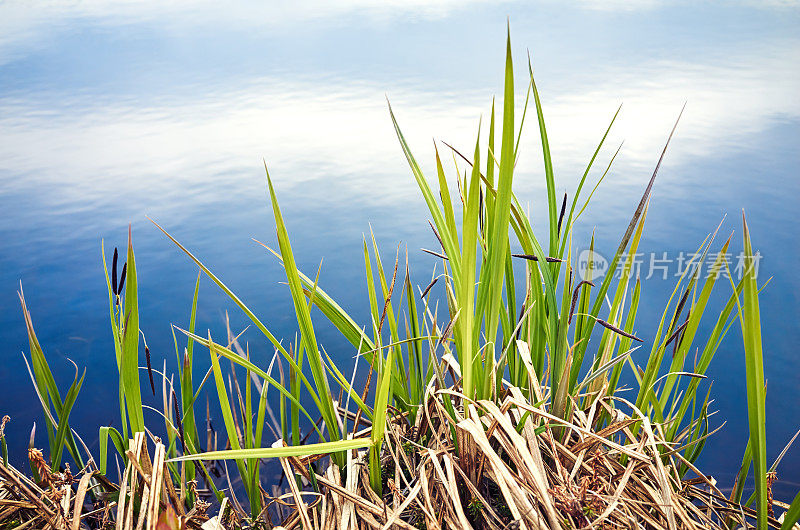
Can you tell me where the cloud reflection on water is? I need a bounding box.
[1,36,797,212]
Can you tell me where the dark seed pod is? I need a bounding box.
[514,302,526,341]
[479,189,485,235]
[596,318,643,343]
[111,248,118,295]
[674,283,692,326]
[437,315,457,349]
[665,317,690,348]
[568,280,595,325]
[145,345,155,396]
[557,192,568,235]
[172,388,186,455]
[671,316,691,358]
[117,263,127,296]
[420,276,440,300]
[422,248,448,260]
[511,254,563,263]
[428,220,445,252]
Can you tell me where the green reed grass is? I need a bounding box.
[731,214,768,528]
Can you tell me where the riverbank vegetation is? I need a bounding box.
[2,30,799,529]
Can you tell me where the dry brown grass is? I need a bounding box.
[1,385,790,529]
[0,432,212,530]
[270,383,783,530]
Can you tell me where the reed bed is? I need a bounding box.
[0,384,792,529]
[0,435,213,530]
[2,28,799,529]
[272,384,773,530]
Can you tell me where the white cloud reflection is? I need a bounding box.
[0,0,504,65]
[1,35,797,208]
[5,1,796,66]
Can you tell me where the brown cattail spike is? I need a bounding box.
[111,247,118,295]
[568,280,595,325]
[671,315,690,358]
[557,192,567,235]
[420,276,440,300]
[596,318,643,343]
[117,263,127,296]
[512,254,563,263]
[428,220,445,252]
[172,388,186,455]
[422,248,448,260]
[145,345,155,396]
[515,302,526,340]
[665,317,690,348]
[674,283,692,326]
[479,189,485,235]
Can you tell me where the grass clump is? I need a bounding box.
[2,28,799,529]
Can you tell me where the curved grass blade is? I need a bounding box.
[168,437,372,463]
[526,52,557,255]
[781,491,800,530]
[178,328,325,441]
[266,169,342,449]
[149,217,289,359]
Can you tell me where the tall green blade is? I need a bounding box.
[266,171,342,451]
[458,129,483,400]
[737,212,768,529]
[527,56,557,256]
[122,227,145,435]
[476,29,516,398]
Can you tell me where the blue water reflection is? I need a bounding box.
[1,0,798,499]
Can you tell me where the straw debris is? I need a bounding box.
[0,430,211,529]
[267,383,784,530]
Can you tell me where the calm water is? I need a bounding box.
[1,1,798,498]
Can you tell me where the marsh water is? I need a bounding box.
[1,1,798,497]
